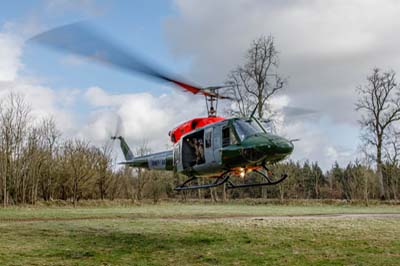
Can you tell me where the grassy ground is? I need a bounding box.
[0,203,399,265]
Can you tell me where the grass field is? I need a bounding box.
[0,203,399,266]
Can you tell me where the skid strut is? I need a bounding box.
[175,171,230,191]
[174,167,288,191]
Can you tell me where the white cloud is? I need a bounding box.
[80,86,205,151]
[0,27,78,136]
[0,79,78,135]
[164,0,400,122]
[0,32,22,81]
[279,116,359,170]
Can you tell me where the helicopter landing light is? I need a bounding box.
[239,168,245,178]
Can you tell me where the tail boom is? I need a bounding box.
[112,136,173,171]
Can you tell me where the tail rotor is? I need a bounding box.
[107,113,124,152]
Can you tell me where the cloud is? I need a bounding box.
[164,0,400,123]
[262,93,358,170]
[0,82,78,137]
[284,121,358,170]
[0,32,22,81]
[80,86,205,150]
[0,27,79,136]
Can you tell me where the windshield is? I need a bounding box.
[233,119,265,141]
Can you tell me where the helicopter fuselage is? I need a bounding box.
[119,117,294,178]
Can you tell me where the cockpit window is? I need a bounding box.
[233,119,265,141]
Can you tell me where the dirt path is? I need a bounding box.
[249,213,400,220]
[1,213,400,223]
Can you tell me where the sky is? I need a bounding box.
[2,0,400,170]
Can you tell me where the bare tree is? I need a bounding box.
[356,68,400,200]
[62,139,96,206]
[93,144,113,200]
[226,35,285,120]
[385,128,400,166]
[132,140,151,201]
[383,129,400,200]
[0,93,31,206]
[37,117,60,201]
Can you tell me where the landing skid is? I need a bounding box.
[174,167,288,191]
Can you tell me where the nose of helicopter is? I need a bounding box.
[272,135,294,155]
[241,133,294,162]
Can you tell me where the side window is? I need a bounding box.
[205,131,212,148]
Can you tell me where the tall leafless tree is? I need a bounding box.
[356,68,400,200]
[226,35,285,120]
[0,93,30,206]
[383,129,400,200]
[37,117,60,201]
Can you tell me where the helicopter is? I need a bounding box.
[30,22,294,190]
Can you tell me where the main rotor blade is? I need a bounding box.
[281,106,319,117]
[29,22,208,95]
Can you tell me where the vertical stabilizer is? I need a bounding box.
[111,136,134,161]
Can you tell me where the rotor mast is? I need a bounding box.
[203,86,231,117]
[205,94,218,117]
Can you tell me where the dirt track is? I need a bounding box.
[249,213,400,220]
[1,213,400,223]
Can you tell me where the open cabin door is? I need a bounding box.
[175,124,225,176]
[180,130,205,171]
[190,126,221,175]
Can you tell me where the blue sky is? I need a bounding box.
[3,0,399,170]
[13,0,186,94]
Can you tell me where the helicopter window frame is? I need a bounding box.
[222,124,239,147]
[233,118,266,141]
[173,142,180,164]
[253,117,268,133]
[205,130,212,148]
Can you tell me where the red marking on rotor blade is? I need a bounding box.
[172,80,201,94]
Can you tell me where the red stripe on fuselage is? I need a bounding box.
[169,116,225,143]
